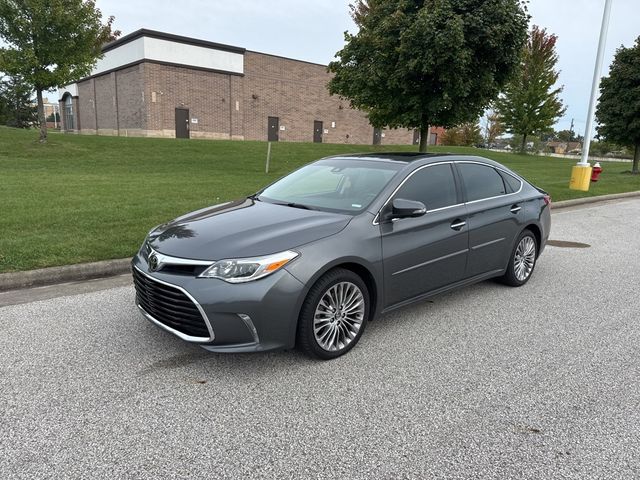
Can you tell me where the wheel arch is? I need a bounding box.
[304,258,380,320]
[287,257,382,347]
[523,223,542,258]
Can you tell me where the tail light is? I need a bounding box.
[543,194,551,206]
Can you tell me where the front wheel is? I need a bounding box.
[500,230,538,287]
[297,268,370,360]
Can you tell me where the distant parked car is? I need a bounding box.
[132,153,551,359]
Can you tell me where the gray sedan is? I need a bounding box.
[132,153,551,359]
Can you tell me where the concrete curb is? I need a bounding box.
[0,191,638,293]
[0,258,131,293]
[550,190,640,210]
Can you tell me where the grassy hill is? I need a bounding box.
[1,127,638,272]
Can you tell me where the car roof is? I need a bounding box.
[321,152,520,177]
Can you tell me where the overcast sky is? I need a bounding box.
[97,0,639,133]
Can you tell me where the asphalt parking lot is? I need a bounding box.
[1,199,639,479]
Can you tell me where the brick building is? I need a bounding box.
[59,29,442,146]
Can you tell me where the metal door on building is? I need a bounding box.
[175,108,190,139]
[313,121,323,143]
[373,128,382,145]
[268,116,279,141]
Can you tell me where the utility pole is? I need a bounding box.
[569,118,575,142]
[570,0,613,191]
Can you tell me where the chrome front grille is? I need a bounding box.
[133,267,211,340]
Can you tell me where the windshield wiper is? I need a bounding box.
[274,201,315,211]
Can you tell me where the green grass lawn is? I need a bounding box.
[1,126,638,273]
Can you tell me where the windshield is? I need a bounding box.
[258,159,402,214]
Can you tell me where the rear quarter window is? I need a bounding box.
[499,170,523,193]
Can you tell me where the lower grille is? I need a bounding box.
[133,267,210,339]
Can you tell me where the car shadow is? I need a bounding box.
[130,279,515,379]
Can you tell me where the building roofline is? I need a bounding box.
[102,28,246,55]
[245,50,329,69]
[102,28,331,69]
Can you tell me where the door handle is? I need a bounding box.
[510,205,522,214]
[450,220,466,230]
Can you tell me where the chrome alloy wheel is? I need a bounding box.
[313,281,365,352]
[514,236,536,281]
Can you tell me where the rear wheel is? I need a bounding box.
[297,268,369,360]
[500,230,538,287]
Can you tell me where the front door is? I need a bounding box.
[381,163,468,307]
[313,121,323,143]
[268,116,279,142]
[175,108,190,139]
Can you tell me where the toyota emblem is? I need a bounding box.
[148,254,159,272]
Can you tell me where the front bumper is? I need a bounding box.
[131,250,307,352]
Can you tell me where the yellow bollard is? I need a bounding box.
[569,164,593,191]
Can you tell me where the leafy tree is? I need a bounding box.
[496,25,566,153]
[485,111,504,145]
[442,121,482,146]
[46,112,61,123]
[596,36,640,174]
[328,0,529,152]
[556,129,574,142]
[509,133,543,153]
[0,0,119,143]
[0,74,37,127]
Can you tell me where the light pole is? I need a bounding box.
[570,0,613,190]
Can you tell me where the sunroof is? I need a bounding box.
[335,152,455,162]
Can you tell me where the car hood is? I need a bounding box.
[147,198,351,260]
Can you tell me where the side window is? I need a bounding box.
[395,164,458,210]
[499,170,523,193]
[458,163,506,202]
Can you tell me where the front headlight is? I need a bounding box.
[198,250,299,283]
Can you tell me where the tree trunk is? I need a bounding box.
[633,143,640,175]
[520,133,527,153]
[36,88,47,143]
[419,123,429,153]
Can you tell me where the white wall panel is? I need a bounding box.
[84,35,244,78]
[143,37,243,74]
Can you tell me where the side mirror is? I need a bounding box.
[381,198,427,222]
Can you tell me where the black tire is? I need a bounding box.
[297,268,370,360]
[500,229,538,287]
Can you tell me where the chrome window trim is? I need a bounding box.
[133,265,215,343]
[373,161,458,225]
[372,159,524,225]
[457,161,524,205]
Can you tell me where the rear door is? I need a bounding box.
[267,116,279,141]
[175,108,190,139]
[313,121,323,143]
[381,163,468,307]
[455,162,524,277]
[373,128,382,145]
